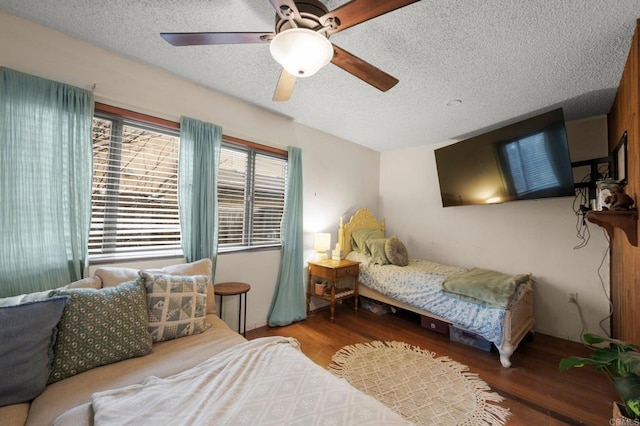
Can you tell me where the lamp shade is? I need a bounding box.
[314,233,331,252]
[269,28,334,77]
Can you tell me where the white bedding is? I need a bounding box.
[91,336,411,426]
[347,251,513,348]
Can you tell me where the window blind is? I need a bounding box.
[90,116,181,258]
[218,144,286,250]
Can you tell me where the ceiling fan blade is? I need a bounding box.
[161,32,273,46]
[269,0,302,21]
[320,0,421,35]
[273,69,297,102]
[331,44,399,92]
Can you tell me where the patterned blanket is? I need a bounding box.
[91,336,410,425]
[347,251,511,347]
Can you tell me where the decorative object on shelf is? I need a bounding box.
[596,179,622,210]
[559,333,640,423]
[313,233,331,261]
[613,131,628,185]
[332,243,341,261]
[604,186,635,211]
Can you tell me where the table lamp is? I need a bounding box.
[313,233,331,261]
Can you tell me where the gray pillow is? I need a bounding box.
[48,280,152,383]
[0,296,69,406]
[385,235,409,266]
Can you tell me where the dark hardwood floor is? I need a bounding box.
[246,304,618,425]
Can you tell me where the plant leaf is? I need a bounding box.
[559,356,607,371]
[583,333,609,345]
[591,347,621,364]
[621,352,640,376]
[615,375,640,419]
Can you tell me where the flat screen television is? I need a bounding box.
[434,108,574,207]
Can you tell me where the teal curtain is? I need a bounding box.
[0,68,94,297]
[268,146,305,326]
[178,116,222,276]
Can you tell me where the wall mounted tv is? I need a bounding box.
[435,108,574,207]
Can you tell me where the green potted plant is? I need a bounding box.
[559,333,640,422]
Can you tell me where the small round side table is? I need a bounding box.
[214,282,251,336]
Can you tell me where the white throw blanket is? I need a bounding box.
[91,336,411,425]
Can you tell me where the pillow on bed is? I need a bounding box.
[351,228,384,254]
[0,296,69,406]
[366,238,390,265]
[385,235,409,266]
[48,280,152,384]
[139,272,209,343]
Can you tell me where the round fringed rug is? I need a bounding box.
[328,341,510,425]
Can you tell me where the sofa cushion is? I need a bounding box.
[0,296,69,406]
[139,271,210,343]
[93,267,139,287]
[48,280,152,383]
[95,259,216,315]
[65,276,102,290]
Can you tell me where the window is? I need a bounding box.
[90,111,181,260]
[89,105,288,261]
[218,141,287,251]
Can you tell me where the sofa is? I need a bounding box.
[0,259,246,426]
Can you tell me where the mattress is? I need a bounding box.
[347,251,511,347]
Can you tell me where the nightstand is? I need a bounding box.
[307,259,360,321]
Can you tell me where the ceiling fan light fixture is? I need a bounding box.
[269,28,333,78]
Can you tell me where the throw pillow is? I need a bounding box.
[93,267,139,287]
[351,228,384,254]
[366,238,390,265]
[0,296,69,406]
[139,272,209,343]
[155,258,215,315]
[385,235,409,266]
[48,280,152,384]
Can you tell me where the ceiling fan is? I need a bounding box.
[161,0,420,101]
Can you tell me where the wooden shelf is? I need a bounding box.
[586,210,638,246]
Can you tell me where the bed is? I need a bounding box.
[338,208,535,368]
[2,261,411,426]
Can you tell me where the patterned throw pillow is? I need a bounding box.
[139,272,209,343]
[385,235,409,266]
[48,280,152,384]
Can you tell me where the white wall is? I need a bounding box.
[0,11,380,331]
[379,115,611,342]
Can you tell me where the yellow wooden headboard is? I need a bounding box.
[338,208,385,258]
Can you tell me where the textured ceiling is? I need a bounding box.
[1,0,639,151]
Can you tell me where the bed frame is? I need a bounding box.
[337,208,535,367]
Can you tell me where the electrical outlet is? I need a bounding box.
[568,292,578,303]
